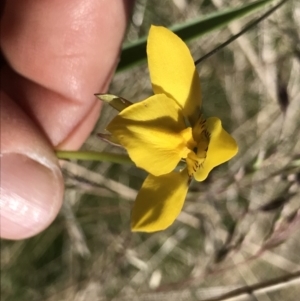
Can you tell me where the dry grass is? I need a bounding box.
[1,1,300,300]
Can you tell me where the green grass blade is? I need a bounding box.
[117,0,274,72]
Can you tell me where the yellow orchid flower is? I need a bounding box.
[107,26,238,232]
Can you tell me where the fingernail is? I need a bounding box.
[0,153,63,240]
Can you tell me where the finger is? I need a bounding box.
[1,65,103,149]
[1,0,134,148]
[0,92,64,240]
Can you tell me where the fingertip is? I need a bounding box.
[0,153,64,240]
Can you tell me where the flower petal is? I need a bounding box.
[131,169,190,232]
[194,117,238,181]
[147,25,202,124]
[107,94,187,176]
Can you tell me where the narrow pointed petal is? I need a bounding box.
[147,26,202,124]
[96,133,122,148]
[95,94,132,112]
[131,169,190,232]
[107,94,187,176]
[194,117,238,181]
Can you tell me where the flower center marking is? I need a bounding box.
[184,116,210,177]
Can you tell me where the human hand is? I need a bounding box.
[0,0,134,240]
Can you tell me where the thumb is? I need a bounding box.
[0,92,64,240]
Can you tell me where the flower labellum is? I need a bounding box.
[106,26,238,232]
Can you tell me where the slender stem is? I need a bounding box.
[200,270,300,301]
[194,0,289,65]
[56,150,133,165]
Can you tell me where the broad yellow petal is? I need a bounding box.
[194,117,238,181]
[147,25,202,124]
[131,169,190,232]
[107,94,187,176]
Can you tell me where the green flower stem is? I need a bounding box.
[56,150,133,165]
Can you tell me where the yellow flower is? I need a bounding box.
[107,26,238,232]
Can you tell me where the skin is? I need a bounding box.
[0,0,134,240]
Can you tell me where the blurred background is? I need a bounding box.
[1,0,300,300]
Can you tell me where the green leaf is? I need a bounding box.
[117,0,275,72]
